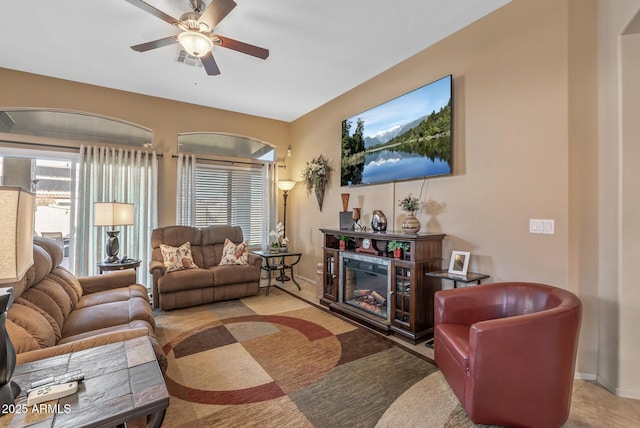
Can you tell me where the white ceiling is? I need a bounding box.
[0,0,510,122]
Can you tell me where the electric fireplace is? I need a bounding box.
[339,252,392,323]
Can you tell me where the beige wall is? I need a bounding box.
[291,0,574,315]
[0,68,290,226]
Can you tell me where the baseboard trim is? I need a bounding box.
[293,274,317,286]
[575,372,640,399]
[596,375,640,399]
[575,372,597,381]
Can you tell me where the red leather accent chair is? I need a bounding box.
[434,282,581,428]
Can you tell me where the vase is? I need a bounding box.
[339,240,346,250]
[341,193,350,212]
[393,248,403,259]
[401,211,421,234]
[371,210,387,232]
[315,186,325,211]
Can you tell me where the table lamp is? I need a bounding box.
[94,202,134,263]
[0,186,36,407]
[276,181,296,238]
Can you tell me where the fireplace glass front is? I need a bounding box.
[339,252,391,322]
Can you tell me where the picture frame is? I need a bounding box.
[448,251,471,276]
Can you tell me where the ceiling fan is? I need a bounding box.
[124,0,269,75]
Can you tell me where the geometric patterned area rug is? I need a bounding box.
[155,287,481,428]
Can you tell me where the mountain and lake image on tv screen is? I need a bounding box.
[341,74,452,186]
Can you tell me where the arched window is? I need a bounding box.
[177,132,275,161]
[0,109,152,146]
[176,133,277,248]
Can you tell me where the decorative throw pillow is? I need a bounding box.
[219,238,248,265]
[160,242,199,272]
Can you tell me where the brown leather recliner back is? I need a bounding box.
[434,282,582,428]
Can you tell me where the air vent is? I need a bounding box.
[176,50,203,68]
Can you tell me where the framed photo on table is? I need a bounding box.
[448,251,471,276]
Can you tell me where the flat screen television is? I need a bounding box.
[341,74,452,187]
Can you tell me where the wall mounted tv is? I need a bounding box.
[341,74,452,187]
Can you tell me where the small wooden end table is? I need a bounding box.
[9,336,169,427]
[425,269,490,288]
[97,259,141,274]
[252,250,302,295]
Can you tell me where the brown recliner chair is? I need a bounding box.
[434,282,581,428]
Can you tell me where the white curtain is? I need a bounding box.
[74,145,158,286]
[263,162,278,249]
[176,153,196,225]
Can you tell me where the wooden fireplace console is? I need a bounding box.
[319,228,445,344]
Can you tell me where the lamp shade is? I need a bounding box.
[178,31,213,57]
[94,202,134,227]
[277,180,297,192]
[0,186,35,284]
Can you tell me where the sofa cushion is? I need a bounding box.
[21,278,74,334]
[219,238,248,265]
[7,303,56,353]
[152,226,204,268]
[15,297,62,342]
[157,268,214,293]
[160,242,199,272]
[61,296,155,338]
[201,225,245,268]
[58,319,154,345]
[48,267,83,306]
[76,284,149,309]
[210,264,261,286]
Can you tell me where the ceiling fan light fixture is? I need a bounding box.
[178,31,213,57]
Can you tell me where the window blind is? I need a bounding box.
[195,162,265,246]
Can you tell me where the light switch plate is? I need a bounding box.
[529,219,555,235]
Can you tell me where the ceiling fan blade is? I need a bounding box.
[201,52,221,75]
[124,0,180,25]
[131,36,178,52]
[198,0,237,29]
[213,35,269,59]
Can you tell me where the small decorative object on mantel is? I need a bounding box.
[302,154,333,211]
[341,193,350,212]
[371,210,387,232]
[398,194,421,234]
[356,238,379,255]
[335,235,353,251]
[339,193,353,230]
[387,240,410,259]
[352,208,365,231]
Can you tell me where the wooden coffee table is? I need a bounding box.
[7,336,169,427]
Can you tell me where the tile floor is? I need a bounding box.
[264,276,640,427]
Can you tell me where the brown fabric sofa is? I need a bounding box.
[434,282,581,428]
[6,237,167,372]
[150,225,262,310]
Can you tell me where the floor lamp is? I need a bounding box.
[94,202,134,263]
[0,186,35,407]
[276,180,297,238]
[276,181,296,281]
